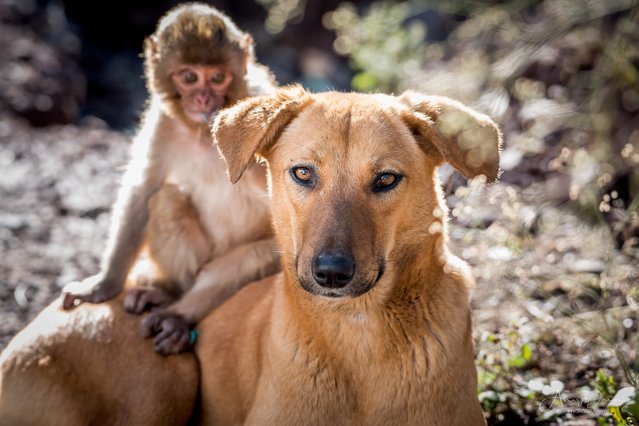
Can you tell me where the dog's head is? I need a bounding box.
[212,86,501,300]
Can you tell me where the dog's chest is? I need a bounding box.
[247,334,437,425]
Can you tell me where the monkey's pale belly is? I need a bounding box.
[200,189,268,254]
[165,166,269,255]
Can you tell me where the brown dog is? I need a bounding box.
[0,294,198,425]
[195,86,501,425]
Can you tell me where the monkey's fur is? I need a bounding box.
[61,3,279,355]
[146,3,273,123]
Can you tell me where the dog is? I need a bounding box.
[0,86,500,425]
[195,85,501,425]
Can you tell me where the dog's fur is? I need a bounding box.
[0,295,198,425]
[196,86,500,425]
[0,86,500,425]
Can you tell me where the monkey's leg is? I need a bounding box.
[169,238,280,322]
[140,238,280,355]
[141,238,280,355]
[124,184,211,315]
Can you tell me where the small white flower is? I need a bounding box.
[528,378,544,392]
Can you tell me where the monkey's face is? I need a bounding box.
[170,64,234,123]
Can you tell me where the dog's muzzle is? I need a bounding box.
[298,252,383,299]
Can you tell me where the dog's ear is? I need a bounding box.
[398,91,502,182]
[212,84,312,183]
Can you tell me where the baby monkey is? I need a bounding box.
[62,3,279,354]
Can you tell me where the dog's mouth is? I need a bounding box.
[297,257,385,299]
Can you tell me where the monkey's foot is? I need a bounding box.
[61,275,122,310]
[123,287,174,315]
[140,311,192,355]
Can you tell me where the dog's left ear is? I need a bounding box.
[212,84,312,183]
[398,91,502,182]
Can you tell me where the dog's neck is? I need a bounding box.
[271,230,474,405]
[277,229,469,346]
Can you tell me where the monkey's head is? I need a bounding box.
[144,3,253,125]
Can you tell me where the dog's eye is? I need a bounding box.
[372,173,402,193]
[290,166,315,187]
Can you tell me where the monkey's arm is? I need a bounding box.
[166,237,280,323]
[62,135,166,309]
[137,237,280,355]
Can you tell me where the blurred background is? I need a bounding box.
[0,0,637,424]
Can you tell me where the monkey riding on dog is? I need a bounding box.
[61,3,279,355]
[0,4,276,424]
[1,86,500,425]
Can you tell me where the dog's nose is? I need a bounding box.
[312,254,356,288]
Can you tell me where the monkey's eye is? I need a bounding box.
[289,166,316,188]
[210,73,226,84]
[372,172,402,193]
[181,71,198,84]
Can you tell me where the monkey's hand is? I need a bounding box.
[140,311,192,355]
[61,273,123,310]
[123,287,174,315]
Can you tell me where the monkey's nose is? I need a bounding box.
[194,92,212,108]
[312,254,356,288]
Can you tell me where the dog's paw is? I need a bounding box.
[140,311,192,355]
[123,287,173,315]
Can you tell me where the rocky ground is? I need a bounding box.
[452,180,638,424]
[0,111,128,345]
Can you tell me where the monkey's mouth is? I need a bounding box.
[185,108,219,123]
[201,109,219,121]
[181,95,224,123]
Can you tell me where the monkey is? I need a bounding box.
[61,3,280,355]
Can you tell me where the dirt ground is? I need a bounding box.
[0,111,129,347]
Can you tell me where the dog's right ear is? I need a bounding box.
[212,84,312,183]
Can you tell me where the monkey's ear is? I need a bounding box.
[143,35,158,64]
[241,34,254,75]
[212,84,312,183]
[143,36,159,90]
[398,91,502,182]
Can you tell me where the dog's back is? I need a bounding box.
[0,297,198,426]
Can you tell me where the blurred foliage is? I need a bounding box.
[597,368,620,400]
[475,319,539,423]
[323,2,426,91]
[600,370,639,425]
[323,0,639,246]
[256,0,308,33]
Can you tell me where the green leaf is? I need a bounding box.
[352,72,379,92]
[522,343,532,361]
[508,355,526,368]
[608,406,626,425]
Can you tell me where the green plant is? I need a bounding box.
[589,370,639,425]
[475,320,538,421]
[597,369,619,400]
[323,2,426,92]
